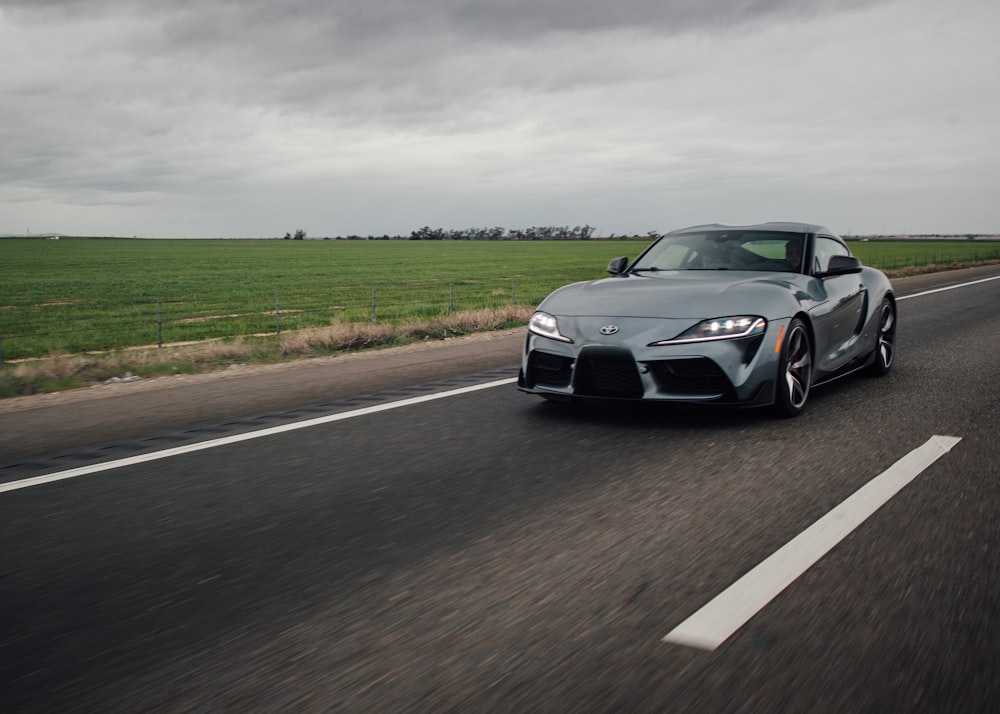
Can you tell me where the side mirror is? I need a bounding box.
[607,256,629,275]
[819,255,862,277]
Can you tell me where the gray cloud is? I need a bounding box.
[1,0,997,236]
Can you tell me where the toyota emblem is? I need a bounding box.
[599,324,620,335]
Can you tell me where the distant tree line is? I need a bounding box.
[393,225,596,241]
[279,225,605,241]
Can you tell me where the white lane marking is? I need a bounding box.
[0,377,518,495]
[663,434,962,651]
[898,274,1000,301]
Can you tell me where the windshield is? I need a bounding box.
[631,230,806,273]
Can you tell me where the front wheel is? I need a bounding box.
[773,318,812,417]
[868,298,896,376]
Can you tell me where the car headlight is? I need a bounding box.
[528,311,573,343]
[649,316,766,345]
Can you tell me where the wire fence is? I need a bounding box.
[0,277,563,364]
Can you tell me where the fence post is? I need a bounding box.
[371,287,377,324]
[157,298,163,349]
[512,278,517,305]
[276,293,281,336]
[450,283,454,315]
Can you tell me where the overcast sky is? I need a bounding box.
[2,0,998,237]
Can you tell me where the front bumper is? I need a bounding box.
[518,318,791,407]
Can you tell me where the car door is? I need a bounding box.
[809,236,866,374]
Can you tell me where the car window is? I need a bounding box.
[812,236,850,274]
[632,231,807,272]
[657,243,698,268]
[738,238,803,271]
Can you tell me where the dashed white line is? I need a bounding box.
[663,434,963,651]
[0,377,518,495]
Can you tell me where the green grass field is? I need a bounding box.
[0,239,648,360]
[2,238,998,362]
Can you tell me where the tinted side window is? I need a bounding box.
[813,236,850,274]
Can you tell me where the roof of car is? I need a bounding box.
[668,222,836,236]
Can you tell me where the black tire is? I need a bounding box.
[868,298,896,377]
[773,318,812,417]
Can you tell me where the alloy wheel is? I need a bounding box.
[877,302,895,369]
[784,323,812,410]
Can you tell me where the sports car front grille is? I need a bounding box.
[527,350,734,400]
[647,358,733,396]
[574,350,643,398]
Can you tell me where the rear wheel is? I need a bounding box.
[868,299,896,376]
[773,318,812,417]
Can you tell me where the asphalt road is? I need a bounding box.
[1,266,998,712]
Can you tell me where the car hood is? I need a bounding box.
[538,271,809,319]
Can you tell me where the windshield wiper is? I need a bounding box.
[630,266,663,272]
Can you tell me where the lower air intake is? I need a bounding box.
[648,358,733,397]
[574,348,643,398]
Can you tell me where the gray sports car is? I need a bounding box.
[518,222,896,416]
